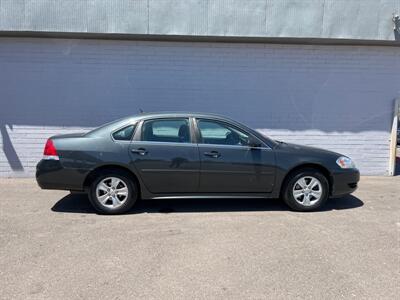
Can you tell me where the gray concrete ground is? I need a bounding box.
[0,177,399,299]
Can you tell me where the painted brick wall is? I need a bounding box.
[0,38,399,177]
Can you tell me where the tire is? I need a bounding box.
[70,191,85,195]
[88,170,138,214]
[282,168,329,212]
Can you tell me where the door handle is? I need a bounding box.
[131,148,148,156]
[204,151,221,158]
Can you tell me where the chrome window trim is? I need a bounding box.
[196,143,271,150]
[130,140,197,147]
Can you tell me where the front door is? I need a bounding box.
[195,118,275,193]
[129,118,200,193]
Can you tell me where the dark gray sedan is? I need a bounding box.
[36,112,359,214]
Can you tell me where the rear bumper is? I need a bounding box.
[331,169,360,197]
[36,159,87,191]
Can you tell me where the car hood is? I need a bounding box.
[275,141,342,158]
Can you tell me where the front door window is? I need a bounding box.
[197,119,252,146]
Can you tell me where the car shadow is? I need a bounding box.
[51,194,364,215]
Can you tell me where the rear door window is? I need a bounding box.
[141,118,190,143]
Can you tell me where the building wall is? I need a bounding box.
[0,37,399,177]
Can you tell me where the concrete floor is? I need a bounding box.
[0,177,399,299]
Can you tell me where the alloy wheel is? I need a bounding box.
[95,177,129,209]
[292,176,323,206]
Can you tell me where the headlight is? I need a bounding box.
[336,156,356,169]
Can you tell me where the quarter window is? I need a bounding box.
[197,119,251,146]
[141,118,190,143]
[112,124,136,141]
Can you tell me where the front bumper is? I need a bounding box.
[36,159,87,191]
[330,168,360,197]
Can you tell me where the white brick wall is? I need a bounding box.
[262,130,391,175]
[0,125,93,177]
[0,38,399,177]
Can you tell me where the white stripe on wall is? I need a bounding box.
[0,125,390,177]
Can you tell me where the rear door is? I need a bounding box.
[195,118,275,193]
[129,117,200,193]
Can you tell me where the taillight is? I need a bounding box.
[43,139,59,160]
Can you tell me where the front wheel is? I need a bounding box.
[282,169,329,211]
[88,171,138,214]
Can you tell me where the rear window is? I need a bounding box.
[85,117,129,137]
[112,125,136,141]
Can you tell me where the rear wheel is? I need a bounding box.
[282,169,329,211]
[88,171,138,214]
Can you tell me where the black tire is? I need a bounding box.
[282,168,329,212]
[69,191,85,195]
[88,170,138,215]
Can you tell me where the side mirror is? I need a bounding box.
[249,138,262,148]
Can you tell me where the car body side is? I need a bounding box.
[36,113,359,199]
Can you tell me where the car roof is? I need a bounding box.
[87,112,236,137]
[130,111,232,120]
